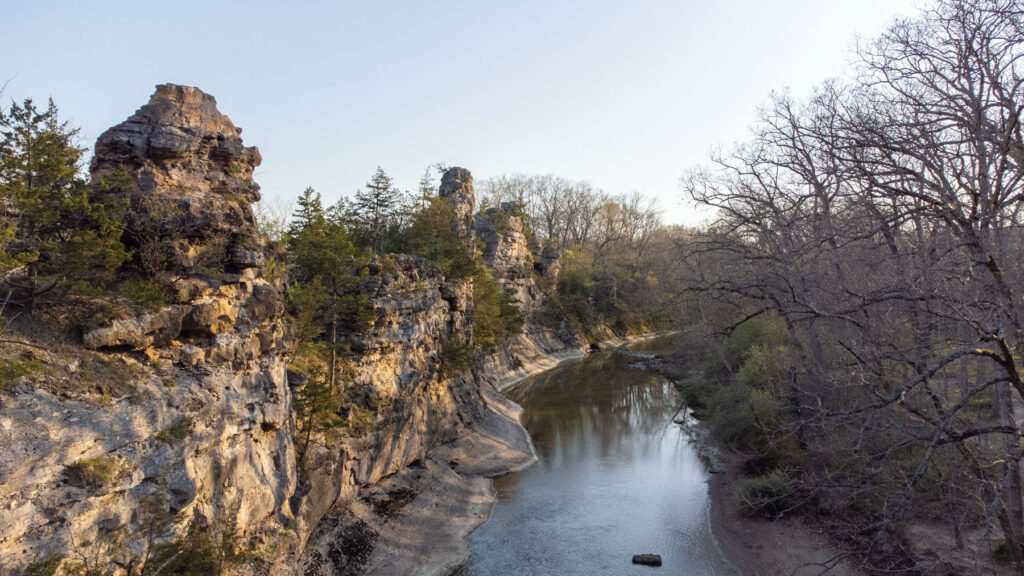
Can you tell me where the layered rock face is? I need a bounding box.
[475,202,549,315]
[0,85,296,573]
[298,170,539,576]
[475,203,582,389]
[0,86,582,576]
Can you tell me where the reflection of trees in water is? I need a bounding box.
[512,352,679,465]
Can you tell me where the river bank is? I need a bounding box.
[705,442,862,576]
[330,332,594,576]
[347,330,707,576]
[628,348,864,576]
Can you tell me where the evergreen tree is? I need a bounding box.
[286,187,370,391]
[472,266,524,350]
[349,166,402,253]
[285,186,324,243]
[404,196,474,279]
[417,166,435,211]
[0,97,129,309]
[292,365,345,465]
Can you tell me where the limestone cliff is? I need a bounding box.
[474,202,583,390]
[297,170,544,576]
[0,85,296,574]
[0,86,583,576]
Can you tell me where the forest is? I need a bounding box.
[672,0,1024,570]
[2,0,1023,573]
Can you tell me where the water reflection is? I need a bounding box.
[454,339,737,576]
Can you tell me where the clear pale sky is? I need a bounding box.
[1,0,922,225]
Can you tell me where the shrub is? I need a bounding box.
[157,416,193,443]
[706,384,783,450]
[144,524,218,576]
[737,343,792,393]
[440,337,474,377]
[65,455,121,488]
[0,356,43,394]
[24,556,62,576]
[722,312,789,370]
[120,279,169,311]
[472,266,523,351]
[404,197,475,279]
[737,468,798,518]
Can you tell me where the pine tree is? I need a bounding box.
[0,97,129,309]
[285,186,324,243]
[417,166,435,211]
[293,365,346,465]
[286,187,370,393]
[349,166,400,253]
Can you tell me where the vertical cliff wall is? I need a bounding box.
[0,85,584,576]
[0,85,297,574]
[474,202,583,389]
[297,169,545,576]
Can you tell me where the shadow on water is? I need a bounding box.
[452,336,737,576]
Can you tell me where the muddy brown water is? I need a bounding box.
[451,335,738,575]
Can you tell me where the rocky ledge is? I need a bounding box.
[0,85,586,576]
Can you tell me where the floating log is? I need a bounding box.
[632,554,663,566]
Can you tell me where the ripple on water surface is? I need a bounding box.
[452,337,738,576]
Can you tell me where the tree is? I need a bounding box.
[0,97,129,309]
[348,166,407,254]
[287,187,369,393]
[681,0,1024,567]
[403,195,474,280]
[293,366,345,465]
[471,266,523,350]
[417,166,435,211]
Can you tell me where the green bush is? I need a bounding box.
[706,384,784,450]
[24,556,62,576]
[144,524,218,576]
[440,337,474,377]
[404,197,475,280]
[65,455,121,488]
[737,468,798,518]
[722,312,789,370]
[120,279,169,311]
[157,416,193,443]
[737,342,792,393]
[0,357,43,394]
[472,266,523,351]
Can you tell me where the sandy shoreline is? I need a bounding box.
[357,344,594,576]
[696,425,863,576]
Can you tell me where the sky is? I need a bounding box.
[1,0,923,225]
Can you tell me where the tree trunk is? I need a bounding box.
[996,379,1024,570]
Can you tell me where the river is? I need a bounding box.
[451,336,738,575]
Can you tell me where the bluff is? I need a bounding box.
[0,85,584,576]
[297,170,583,576]
[0,85,296,573]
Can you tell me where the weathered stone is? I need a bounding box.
[82,306,185,349]
[438,167,476,241]
[91,84,261,201]
[1,85,299,576]
[475,204,536,314]
[183,297,239,335]
[632,553,663,566]
[3,87,587,576]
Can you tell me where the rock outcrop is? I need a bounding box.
[0,86,583,576]
[474,202,582,389]
[91,83,261,201]
[298,169,539,576]
[0,85,296,574]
